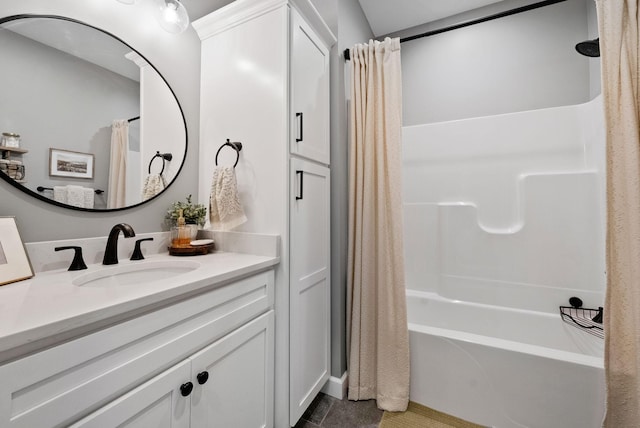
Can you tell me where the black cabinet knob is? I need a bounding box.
[180,382,193,397]
[196,371,209,385]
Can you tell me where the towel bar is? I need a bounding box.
[37,186,104,195]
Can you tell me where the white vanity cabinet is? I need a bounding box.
[194,1,334,426]
[71,311,274,428]
[0,270,274,428]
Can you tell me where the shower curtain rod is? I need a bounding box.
[343,0,567,60]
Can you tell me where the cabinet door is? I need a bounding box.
[290,8,330,165]
[289,158,330,424]
[190,311,274,428]
[69,360,191,428]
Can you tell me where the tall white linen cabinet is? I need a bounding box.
[194,1,335,426]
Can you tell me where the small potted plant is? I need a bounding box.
[166,195,207,238]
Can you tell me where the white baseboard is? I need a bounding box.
[321,372,348,400]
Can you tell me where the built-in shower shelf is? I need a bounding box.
[559,305,603,339]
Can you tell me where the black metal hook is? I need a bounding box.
[215,139,243,168]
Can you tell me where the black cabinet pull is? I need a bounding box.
[296,170,304,200]
[196,371,209,385]
[296,112,304,142]
[180,382,194,397]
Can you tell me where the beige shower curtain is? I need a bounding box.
[347,37,409,412]
[596,1,640,426]
[108,120,129,209]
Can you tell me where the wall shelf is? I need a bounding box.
[0,145,28,156]
[0,145,28,181]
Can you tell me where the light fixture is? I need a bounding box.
[154,0,190,34]
[115,0,136,4]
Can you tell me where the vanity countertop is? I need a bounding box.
[0,251,278,361]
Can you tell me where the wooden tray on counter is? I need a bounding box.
[168,243,215,256]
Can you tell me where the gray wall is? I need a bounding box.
[0,0,201,243]
[391,0,595,125]
[0,30,139,210]
[311,0,374,379]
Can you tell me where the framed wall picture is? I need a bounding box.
[49,148,95,179]
[0,217,33,286]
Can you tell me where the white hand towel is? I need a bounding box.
[142,174,166,201]
[53,186,68,204]
[209,166,247,230]
[66,185,85,208]
[83,187,95,209]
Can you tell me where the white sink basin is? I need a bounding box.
[73,260,201,287]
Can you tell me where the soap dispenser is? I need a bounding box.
[171,209,191,248]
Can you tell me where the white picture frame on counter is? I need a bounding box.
[0,217,33,286]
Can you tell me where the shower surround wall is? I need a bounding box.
[402,97,607,426]
[403,96,606,312]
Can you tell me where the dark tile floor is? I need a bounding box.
[294,392,384,428]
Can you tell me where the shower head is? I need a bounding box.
[575,38,600,57]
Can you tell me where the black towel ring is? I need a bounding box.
[215,139,243,168]
[148,151,173,175]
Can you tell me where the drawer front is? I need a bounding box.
[0,270,274,428]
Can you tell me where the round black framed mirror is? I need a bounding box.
[0,14,187,211]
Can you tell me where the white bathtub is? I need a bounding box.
[407,290,605,428]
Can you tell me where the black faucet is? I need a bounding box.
[103,223,136,265]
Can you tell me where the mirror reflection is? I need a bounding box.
[0,15,186,210]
